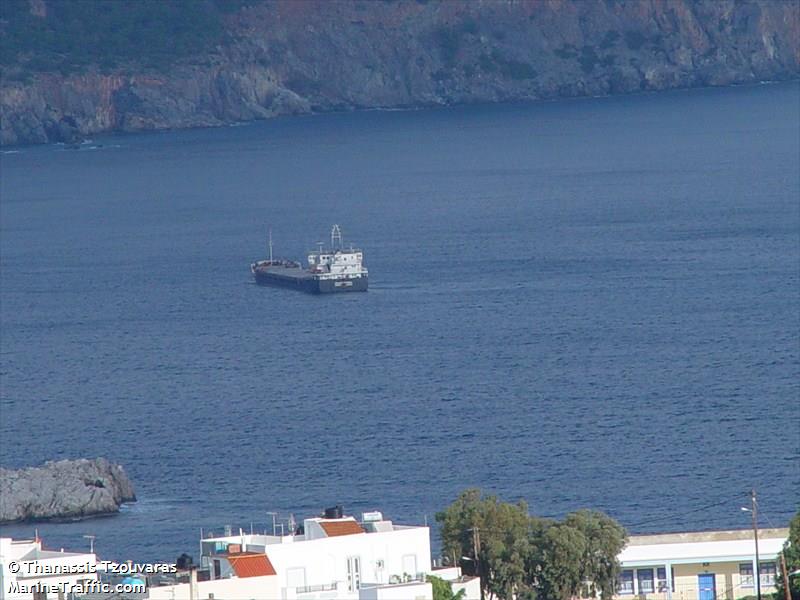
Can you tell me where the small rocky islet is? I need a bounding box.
[0,458,136,524]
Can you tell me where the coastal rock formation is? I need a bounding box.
[0,458,136,523]
[1,0,798,146]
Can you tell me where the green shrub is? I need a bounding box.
[578,45,600,73]
[0,0,237,74]
[624,30,648,50]
[554,44,577,59]
[459,18,479,35]
[600,30,620,49]
[433,26,460,65]
[478,51,536,80]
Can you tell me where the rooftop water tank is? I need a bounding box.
[362,511,383,522]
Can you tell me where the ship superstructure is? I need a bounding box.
[251,225,368,294]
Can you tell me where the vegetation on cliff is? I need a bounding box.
[1,0,798,145]
[0,0,242,78]
[437,489,627,600]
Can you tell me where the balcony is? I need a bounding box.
[296,583,339,594]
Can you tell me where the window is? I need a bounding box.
[637,569,654,594]
[402,554,418,578]
[759,563,776,587]
[618,570,634,595]
[740,563,754,587]
[346,556,361,592]
[657,567,671,593]
[741,562,777,587]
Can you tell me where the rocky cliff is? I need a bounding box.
[1,0,798,146]
[0,458,136,523]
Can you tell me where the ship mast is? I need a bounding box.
[331,224,343,250]
[268,228,273,263]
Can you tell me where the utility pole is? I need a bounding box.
[780,552,792,600]
[751,489,762,600]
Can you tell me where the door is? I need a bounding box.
[402,554,418,579]
[698,573,716,600]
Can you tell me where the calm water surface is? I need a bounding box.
[1,83,798,561]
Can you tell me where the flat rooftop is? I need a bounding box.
[627,528,789,545]
[620,528,789,567]
[202,516,425,547]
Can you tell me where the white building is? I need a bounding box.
[147,564,278,600]
[0,537,99,600]
[197,509,439,600]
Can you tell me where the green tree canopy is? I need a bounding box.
[0,0,255,77]
[775,509,800,600]
[427,575,466,600]
[563,510,627,598]
[436,489,627,600]
[534,523,588,600]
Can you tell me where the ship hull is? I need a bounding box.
[253,270,368,294]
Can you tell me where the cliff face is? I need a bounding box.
[2,0,798,146]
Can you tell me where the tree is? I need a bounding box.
[427,575,466,600]
[534,523,588,600]
[563,510,627,598]
[437,489,627,600]
[775,509,800,600]
[436,488,537,599]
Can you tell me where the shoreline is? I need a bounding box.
[2,77,797,151]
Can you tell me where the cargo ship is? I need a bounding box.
[250,225,368,294]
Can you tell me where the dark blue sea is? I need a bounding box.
[1,82,798,562]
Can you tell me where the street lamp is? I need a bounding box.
[460,556,476,573]
[83,535,96,554]
[741,490,761,600]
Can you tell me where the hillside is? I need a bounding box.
[1,0,798,146]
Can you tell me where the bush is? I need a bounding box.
[433,26,461,66]
[624,30,648,50]
[554,44,577,59]
[578,45,600,73]
[600,30,620,50]
[0,0,240,74]
[479,51,537,80]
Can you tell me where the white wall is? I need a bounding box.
[263,527,431,593]
[203,525,431,600]
[0,538,99,600]
[359,582,432,600]
[148,575,279,600]
[451,578,480,600]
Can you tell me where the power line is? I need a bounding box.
[624,497,733,530]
